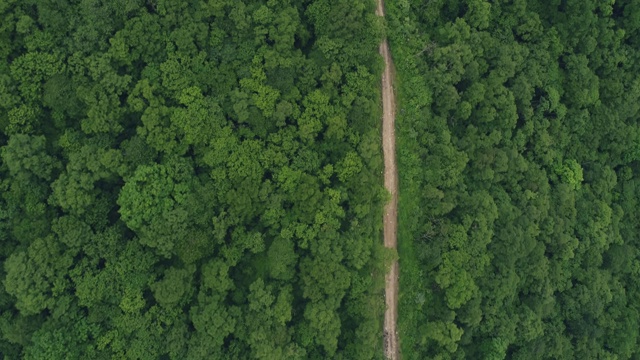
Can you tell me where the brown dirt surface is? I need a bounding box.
[377,1,399,359]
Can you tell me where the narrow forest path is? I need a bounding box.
[376,1,399,359]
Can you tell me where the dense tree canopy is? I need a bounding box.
[388,0,640,359]
[0,0,388,358]
[5,0,639,358]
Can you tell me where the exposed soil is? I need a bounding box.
[377,1,400,359]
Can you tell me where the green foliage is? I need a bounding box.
[555,159,584,190]
[4,236,73,316]
[117,162,193,257]
[0,0,385,358]
[2,134,58,180]
[388,0,640,358]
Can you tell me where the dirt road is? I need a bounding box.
[376,1,400,359]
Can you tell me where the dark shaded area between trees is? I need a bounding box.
[388,0,640,359]
[0,1,389,359]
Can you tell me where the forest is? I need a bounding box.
[388,0,640,359]
[0,0,391,359]
[4,0,640,359]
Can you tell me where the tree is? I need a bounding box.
[4,236,73,316]
[117,161,194,257]
[555,159,584,190]
[2,134,58,180]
